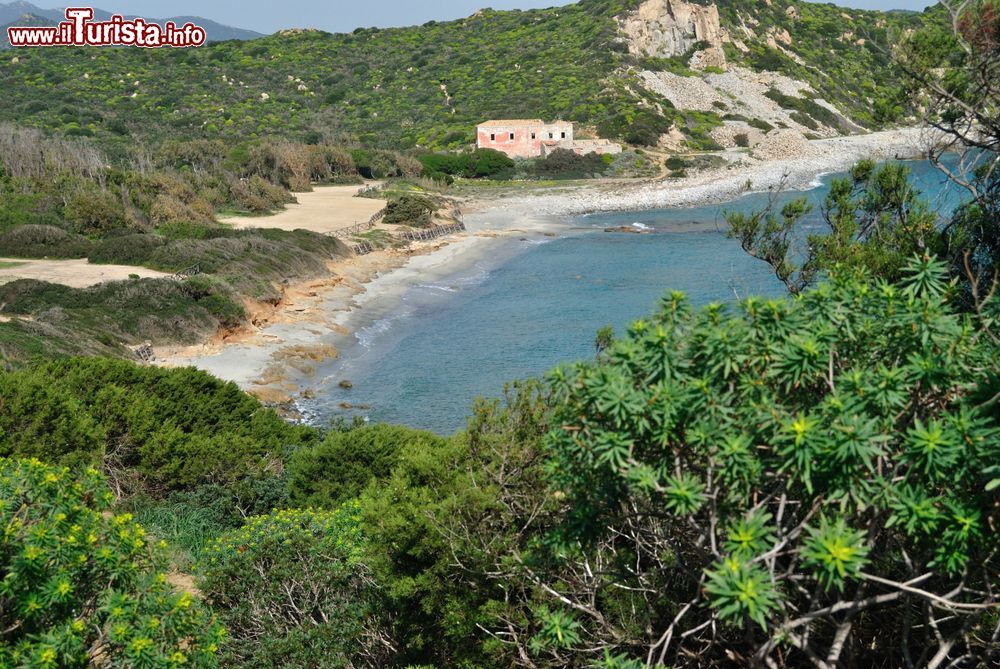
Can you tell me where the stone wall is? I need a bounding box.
[540,139,623,158]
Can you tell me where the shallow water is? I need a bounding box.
[309,158,964,434]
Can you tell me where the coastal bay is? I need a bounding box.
[158,129,956,428]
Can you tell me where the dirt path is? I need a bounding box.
[0,258,170,288]
[219,183,387,234]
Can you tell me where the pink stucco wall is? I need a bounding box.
[476,121,574,158]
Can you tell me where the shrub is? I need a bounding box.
[0,358,314,496]
[664,156,690,171]
[598,107,673,147]
[288,423,447,508]
[537,257,1000,666]
[0,458,223,668]
[0,224,92,259]
[383,194,436,226]
[64,188,128,235]
[200,505,390,669]
[734,132,750,148]
[88,233,167,265]
[467,149,515,179]
[531,149,606,179]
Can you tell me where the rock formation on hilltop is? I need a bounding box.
[620,0,728,67]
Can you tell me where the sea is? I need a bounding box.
[308,157,966,434]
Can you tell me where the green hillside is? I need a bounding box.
[0,0,940,151]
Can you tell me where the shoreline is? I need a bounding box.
[463,127,933,217]
[155,208,565,408]
[156,127,934,409]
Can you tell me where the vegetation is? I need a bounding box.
[715,0,946,127]
[0,358,314,495]
[417,148,515,181]
[0,0,945,155]
[200,505,390,668]
[382,193,438,227]
[3,3,1000,668]
[0,458,223,668]
[727,160,940,292]
[536,256,1000,666]
[530,148,612,179]
[727,0,999,297]
[0,126,390,363]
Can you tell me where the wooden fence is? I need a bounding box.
[171,263,201,281]
[397,221,466,242]
[351,221,467,256]
[329,207,387,239]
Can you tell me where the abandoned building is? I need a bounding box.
[476,119,622,158]
[476,119,573,158]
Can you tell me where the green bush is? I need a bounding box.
[64,188,129,235]
[354,381,551,668]
[664,156,690,171]
[200,505,390,668]
[88,233,167,265]
[0,224,92,259]
[537,257,1000,665]
[289,423,447,508]
[0,358,315,495]
[0,458,224,669]
[466,149,516,179]
[531,148,606,179]
[383,194,436,226]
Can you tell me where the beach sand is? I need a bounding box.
[0,257,170,288]
[220,183,386,234]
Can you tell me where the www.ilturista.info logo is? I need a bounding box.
[7,8,206,48]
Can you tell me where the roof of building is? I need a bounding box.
[478,119,573,127]
[477,119,544,127]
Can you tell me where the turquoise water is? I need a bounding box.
[310,158,963,434]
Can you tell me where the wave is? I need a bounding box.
[416,283,458,293]
[354,310,410,349]
[631,222,654,231]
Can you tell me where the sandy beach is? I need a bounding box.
[157,127,933,407]
[156,202,561,406]
[219,183,386,234]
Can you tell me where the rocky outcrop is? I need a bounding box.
[621,0,727,61]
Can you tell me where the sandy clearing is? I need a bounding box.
[0,258,170,288]
[219,183,387,234]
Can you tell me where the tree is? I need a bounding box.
[198,505,392,669]
[526,257,1000,667]
[0,458,223,668]
[729,1,1000,297]
[896,0,999,288]
[726,161,940,293]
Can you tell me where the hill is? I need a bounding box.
[0,1,263,45]
[0,0,942,151]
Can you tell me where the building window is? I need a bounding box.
[509,132,515,140]
[490,133,495,141]
[548,132,553,139]
[531,132,536,139]
[561,131,566,139]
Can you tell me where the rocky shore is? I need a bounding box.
[507,127,933,217]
